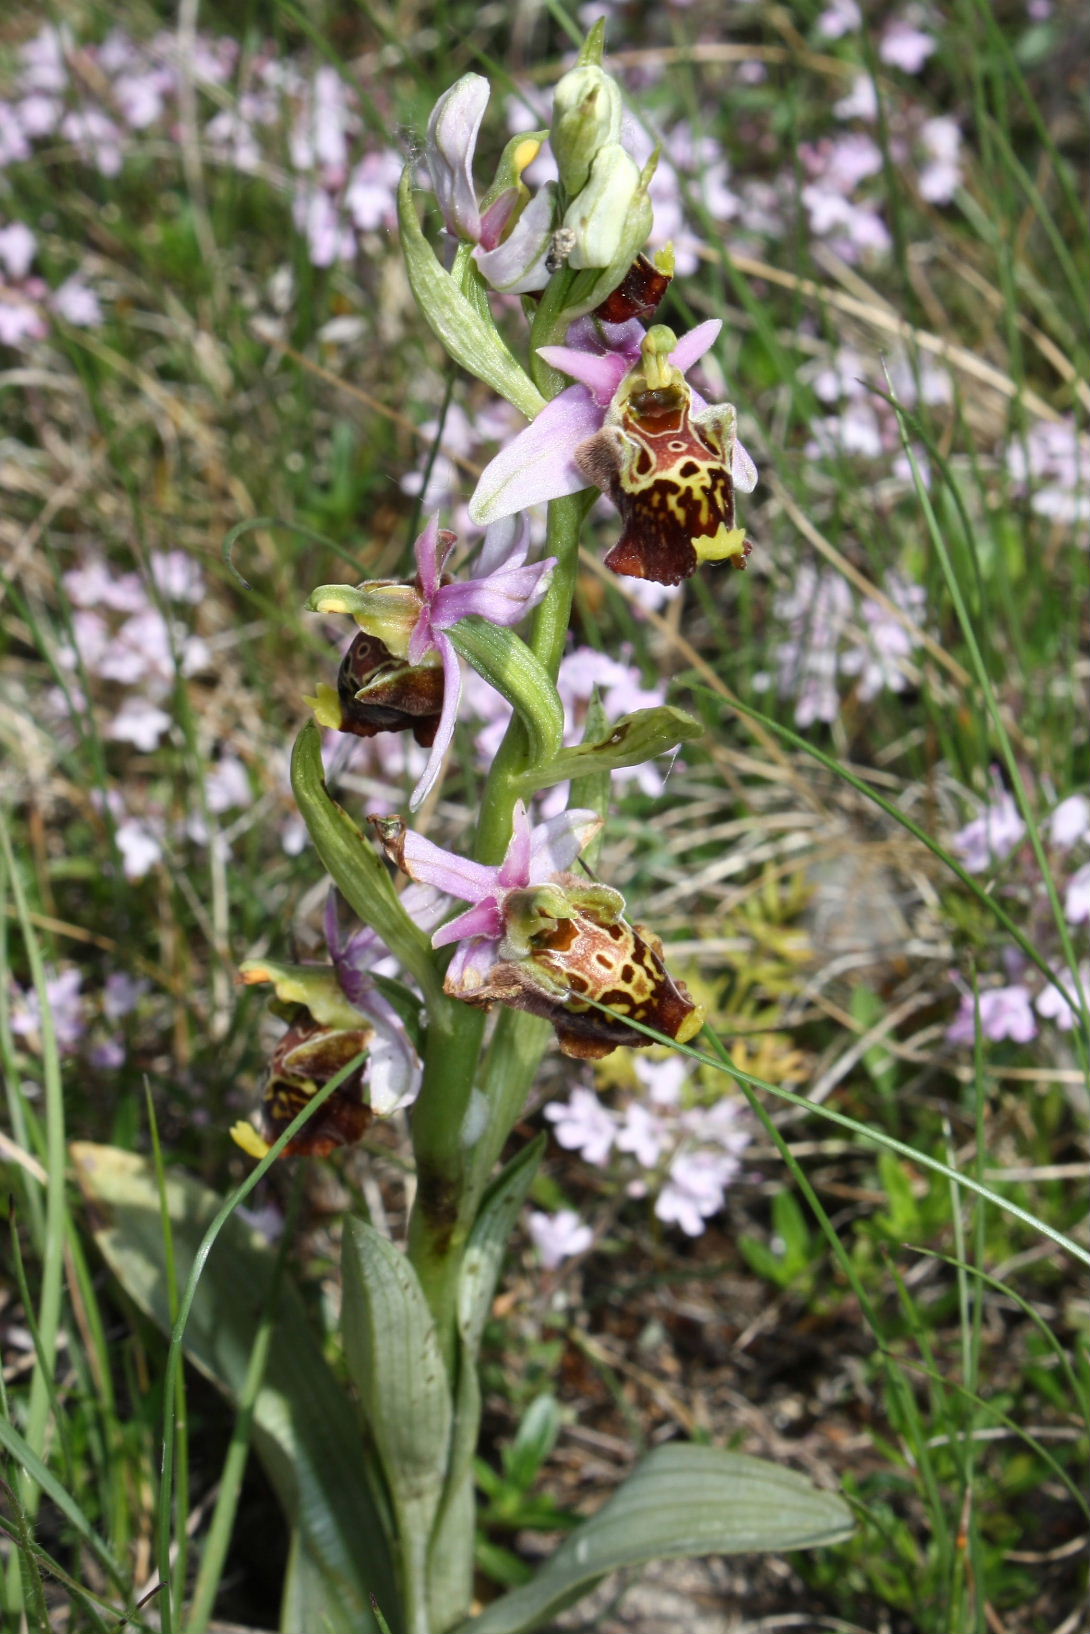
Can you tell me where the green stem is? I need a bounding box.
[405,996,486,1368]
[474,491,591,861]
[404,491,590,1354]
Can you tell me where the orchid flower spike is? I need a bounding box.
[469,318,759,586]
[308,515,555,809]
[373,801,703,1058]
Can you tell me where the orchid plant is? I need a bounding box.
[75,25,851,1634]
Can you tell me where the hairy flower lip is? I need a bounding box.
[468,318,757,528]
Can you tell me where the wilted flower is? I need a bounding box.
[230,893,422,1161]
[470,317,757,585]
[374,800,704,1058]
[308,515,554,809]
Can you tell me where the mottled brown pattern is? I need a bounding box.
[593,254,672,324]
[260,1019,373,1156]
[443,894,703,1060]
[605,387,748,585]
[335,630,443,746]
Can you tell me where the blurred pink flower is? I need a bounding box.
[947,984,1037,1045]
[951,777,1025,872]
[527,1208,593,1268]
[1065,862,1090,926]
[544,1086,617,1166]
[880,18,937,73]
[1050,795,1090,848]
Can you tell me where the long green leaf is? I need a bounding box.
[342,1218,454,1632]
[510,706,703,793]
[290,720,443,1007]
[70,1145,399,1634]
[459,1136,545,1358]
[456,1444,853,1634]
[447,619,564,768]
[397,170,545,421]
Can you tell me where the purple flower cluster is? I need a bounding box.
[0,23,404,284]
[753,563,927,727]
[10,964,146,1068]
[946,782,1090,1045]
[542,1056,750,1243]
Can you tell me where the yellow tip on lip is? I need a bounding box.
[229,1120,271,1160]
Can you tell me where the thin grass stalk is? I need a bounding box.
[0,819,67,1537]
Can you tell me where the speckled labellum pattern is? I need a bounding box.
[260,1019,374,1156]
[525,907,704,1058]
[578,386,751,586]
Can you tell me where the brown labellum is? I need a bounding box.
[577,385,750,586]
[593,254,673,325]
[446,885,703,1059]
[259,1019,373,1157]
[336,631,443,747]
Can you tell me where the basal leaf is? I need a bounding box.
[342,1219,453,1625]
[456,1443,853,1634]
[70,1144,399,1634]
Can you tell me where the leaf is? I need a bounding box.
[429,1138,546,1627]
[458,1136,546,1358]
[447,618,564,768]
[568,691,610,870]
[455,1443,853,1634]
[510,706,702,793]
[70,1144,398,1634]
[398,169,545,421]
[290,720,443,1007]
[504,1396,561,1491]
[341,1219,453,1619]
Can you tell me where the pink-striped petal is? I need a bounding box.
[432,900,504,950]
[536,343,631,407]
[444,933,503,996]
[732,438,759,493]
[468,386,603,524]
[409,633,461,811]
[433,557,554,629]
[669,318,722,374]
[398,830,499,904]
[529,807,602,880]
[475,514,528,577]
[413,514,443,602]
[498,799,533,888]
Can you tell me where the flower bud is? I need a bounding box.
[552,64,623,197]
[426,72,489,240]
[230,961,375,1159]
[562,142,644,270]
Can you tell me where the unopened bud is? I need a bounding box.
[426,72,489,240]
[562,142,642,269]
[552,64,622,197]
